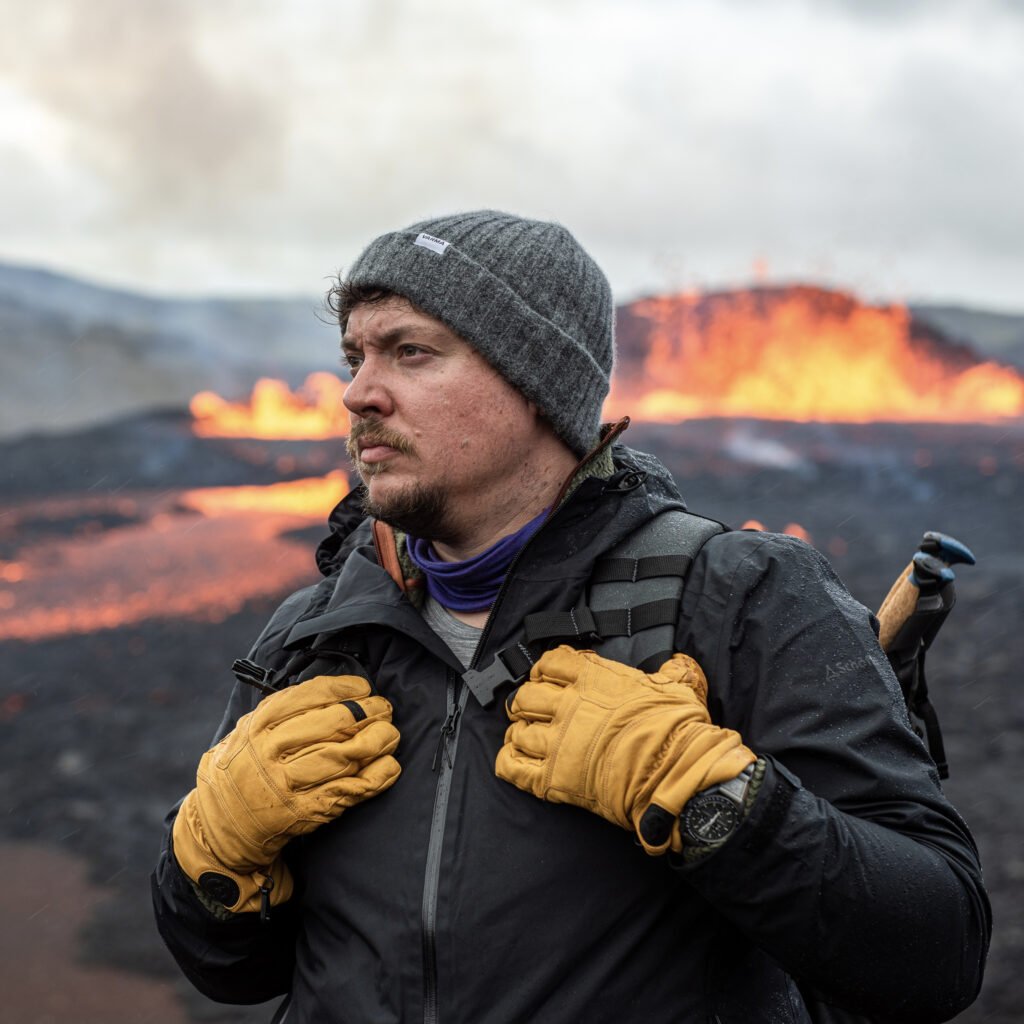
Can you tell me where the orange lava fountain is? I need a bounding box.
[605,287,1024,423]
[191,372,349,438]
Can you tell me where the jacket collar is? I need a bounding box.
[350,417,632,597]
[298,420,687,649]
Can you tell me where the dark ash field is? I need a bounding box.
[1,413,1020,1023]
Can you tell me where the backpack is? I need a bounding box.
[462,508,725,706]
[464,510,969,778]
[235,509,967,778]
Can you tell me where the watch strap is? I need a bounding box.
[679,759,764,858]
[711,762,756,808]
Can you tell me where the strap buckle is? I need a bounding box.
[462,651,529,708]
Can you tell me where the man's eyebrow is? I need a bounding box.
[341,324,432,353]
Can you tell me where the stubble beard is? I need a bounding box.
[346,420,453,541]
[359,480,453,542]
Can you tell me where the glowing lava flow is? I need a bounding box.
[741,519,814,545]
[2,372,357,640]
[0,475,349,643]
[181,471,349,518]
[191,372,349,438]
[605,287,1024,423]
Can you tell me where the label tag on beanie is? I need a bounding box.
[414,232,450,255]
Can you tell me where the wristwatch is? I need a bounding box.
[680,763,756,847]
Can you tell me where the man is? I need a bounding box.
[153,211,990,1022]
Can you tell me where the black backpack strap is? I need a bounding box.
[585,510,724,673]
[233,629,371,697]
[462,509,726,707]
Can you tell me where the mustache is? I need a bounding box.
[346,419,418,462]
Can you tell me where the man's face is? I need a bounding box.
[341,296,544,543]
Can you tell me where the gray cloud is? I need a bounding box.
[0,0,287,224]
[0,0,1021,311]
[752,0,1024,21]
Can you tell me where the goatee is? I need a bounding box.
[360,483,453,542]
[347,418,451,538]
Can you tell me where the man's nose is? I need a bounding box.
[342,358,394,418]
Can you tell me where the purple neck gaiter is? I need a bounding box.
[406,508,549,612]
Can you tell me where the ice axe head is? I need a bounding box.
[877,533,975,652]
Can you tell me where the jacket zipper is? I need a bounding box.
[417,446,624,1022]
[418,505,569,1023]
[421,670,469,1024]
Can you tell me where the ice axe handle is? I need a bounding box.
[875,532,975,780]
[877,564,918,653]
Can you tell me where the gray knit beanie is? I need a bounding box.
[343,210,614,457]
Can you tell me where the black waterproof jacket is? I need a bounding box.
[153,443,990,1023]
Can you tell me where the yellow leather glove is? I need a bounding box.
[495,646,756,854]
[172,674,401,914]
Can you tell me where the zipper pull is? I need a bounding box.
[431,706,462,771]
[258,874,275,922]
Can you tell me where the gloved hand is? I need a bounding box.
[173,674,401,913]
[495,646,756,854]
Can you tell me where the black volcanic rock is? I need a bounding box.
[0,409,349,500]
[0,412,1021,1021]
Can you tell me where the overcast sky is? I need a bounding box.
[1,0,1022,311]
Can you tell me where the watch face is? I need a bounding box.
[682,793,741,845]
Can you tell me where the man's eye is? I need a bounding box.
[398,344,425,359]
[342,354,362,374]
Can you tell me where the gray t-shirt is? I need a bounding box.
[421,593,483,669]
